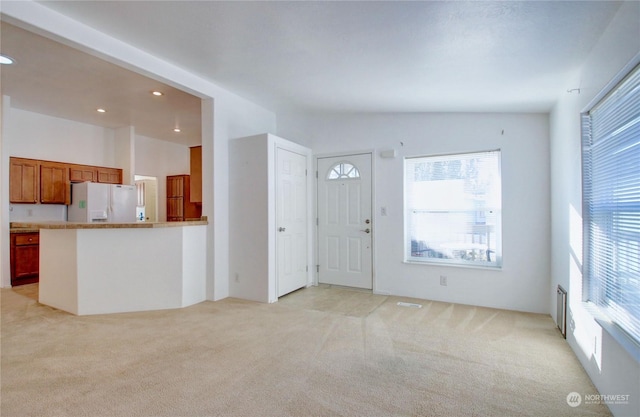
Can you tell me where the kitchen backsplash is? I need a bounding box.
[9,204,67,222]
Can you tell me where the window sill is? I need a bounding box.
[582,302,640,363]
[594,317,640,364]
[403,260,502,271]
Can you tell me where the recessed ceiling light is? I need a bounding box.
[97,108,107,113]
[174,128,181,133]
[152,91,163,96]
[0,54,15,65]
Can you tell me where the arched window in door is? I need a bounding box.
[327,162,360,180]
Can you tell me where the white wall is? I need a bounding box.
[550,1,640,416]
[115,126,135,185]
[206,98,277,301]
[6,107,116,166]
[278,112,550,314]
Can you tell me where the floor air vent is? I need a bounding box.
[397,302,422,308]
[557,285,567,338]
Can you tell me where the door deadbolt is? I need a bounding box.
[365,219,370,224]
[278,227,286,232]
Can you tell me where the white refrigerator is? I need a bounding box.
[68,182,137,223]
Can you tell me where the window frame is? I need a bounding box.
[403,149,503,269]
[581,59,640,349]
[326,161,361,180]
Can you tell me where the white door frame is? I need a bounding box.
[314,150,376,292]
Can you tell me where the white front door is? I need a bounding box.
[317,153,372,289]
[276,147,308,297]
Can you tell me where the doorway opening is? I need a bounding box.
[134,175,158,222]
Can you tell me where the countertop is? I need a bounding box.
[9,227,40,233]
[10,220,208,230]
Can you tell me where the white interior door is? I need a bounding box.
[317,153,372,289]
[277,147,308,297]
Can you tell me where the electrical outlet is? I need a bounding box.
[440,275,447,286]
[381,207,387,216]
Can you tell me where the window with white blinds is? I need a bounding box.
[405,150,502,267]
[582,63,640,345]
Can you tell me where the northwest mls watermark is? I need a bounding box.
[566,392,631,407]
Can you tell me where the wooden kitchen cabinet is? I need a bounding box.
[10,157,39,203]
[10,232,40,286]
[167,175,184,221]
[190,146,202,203]
[69,164,97,182]
[167,175,201,221]
[11,157,123,204]
[70,164,122,184]
[96,167,122,184]
[40,161,69,204]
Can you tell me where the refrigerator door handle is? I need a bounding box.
[108,185,113,221]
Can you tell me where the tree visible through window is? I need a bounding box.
[405,150,502,267]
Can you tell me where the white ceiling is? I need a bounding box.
[0,22,203,146]
[0,1,625,144]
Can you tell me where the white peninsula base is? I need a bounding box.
[35,223,207,315]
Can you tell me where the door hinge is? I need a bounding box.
[316,265,320,273]
[315,171,318,178]
[306,265,308,272]
[305,169,308,176]
[316,217,319,226]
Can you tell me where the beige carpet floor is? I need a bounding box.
[1,284,611,417]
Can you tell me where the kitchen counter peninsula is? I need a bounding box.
[12,220,208,315]
[10,220,208,229]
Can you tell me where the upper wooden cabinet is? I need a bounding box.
[9,158,38,203]
[190,146,202,203]
[69,164,96,182]
[10,156,123,204]
[69,164,122,184]
[96,167,122,184]
[40,161,69,204]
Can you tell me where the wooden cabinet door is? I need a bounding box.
[14,245,39,279]
[69,165,96,182]
[167,175,185,220]
[9,158,38,203]
[167,197,184,221]
[11,232,40,285]
[97,167,122,184]
[167,176,184,198]
[166,175,201,221]
[190,146,202,203]
[40,162,68,204]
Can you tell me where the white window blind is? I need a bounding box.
[405,150,502,267]
[582,63,640,345]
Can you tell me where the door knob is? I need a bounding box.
[278,227,286,232]
[361,228,370,234]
